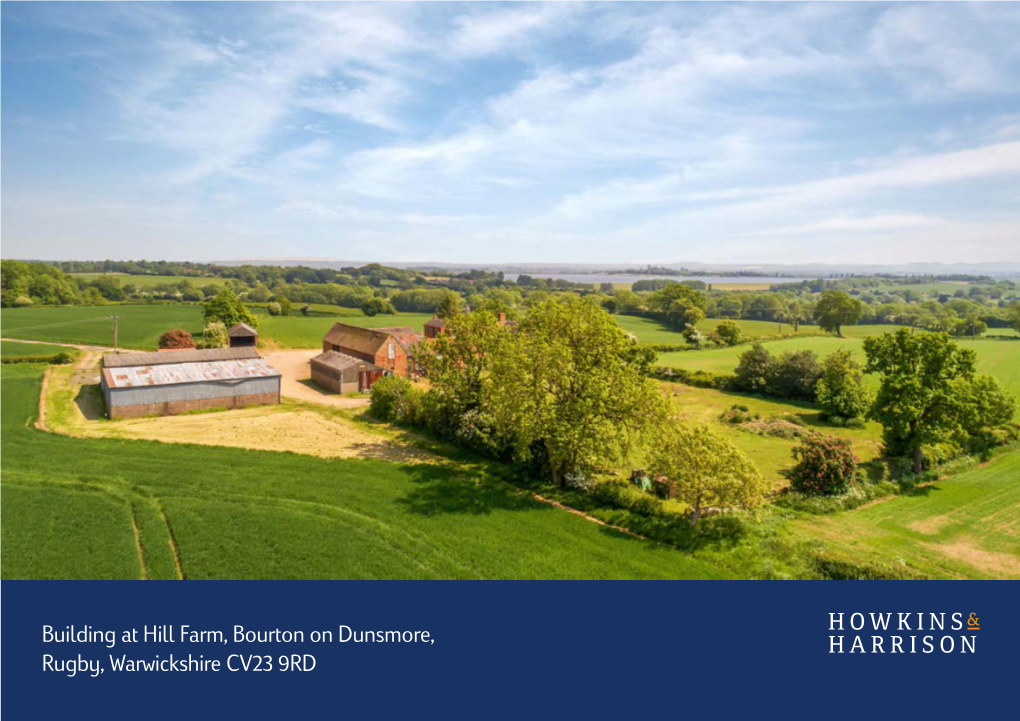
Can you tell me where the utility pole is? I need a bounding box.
[108,315,121,353]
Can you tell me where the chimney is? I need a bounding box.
[498,312,507,323]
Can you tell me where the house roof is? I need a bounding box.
[322,323,423,356]
[310,350,381,373]
[103,347,261,368]
[228,322,258,337]
[102,358,280,389]
[425,316,446,328]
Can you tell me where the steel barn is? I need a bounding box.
[100,347,281,419]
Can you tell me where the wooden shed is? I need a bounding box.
[310,351,390,394]
[228,322,258,348]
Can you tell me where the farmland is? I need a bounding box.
[0,364,731,580]
[796,451,1020,579]
[70,273,231,288]
[0,305,434,350]
[657,334,1020,396]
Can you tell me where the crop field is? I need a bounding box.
[658,335,1020,396]
[796,451,1020,579]
[0,364,730,580]
[1,305,434,350]
[1,340,78,358]
[70,273,231,288]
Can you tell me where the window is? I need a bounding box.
[388,343,395,360]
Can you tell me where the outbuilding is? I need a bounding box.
[310,350,390,394]
[100,347,281,419]
[228,322,258,348]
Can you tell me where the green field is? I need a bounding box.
[1,305,435,350]
[71,273,231,288]
[658,334,1020,396]
[0,364,729,580]
[252,309,434,349]
[1,340,78,358]
[615,315,812,345]
[797,451,1020,579]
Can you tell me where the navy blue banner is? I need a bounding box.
[2,581,1017,718]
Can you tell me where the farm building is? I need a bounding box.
[228,322,258,347]
[322,323,424,379]
[100,347,281,419]
[310,351,390,394]
[424,315,446,339]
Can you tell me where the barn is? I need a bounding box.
[321,323,423,379]
[310,351,390,394]
[100,347,281,419]
[228,322,258,347]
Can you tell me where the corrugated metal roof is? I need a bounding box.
[103,358,281,389]
[103,347,261,368]
[310,350,381,372]
[228,322,258,337]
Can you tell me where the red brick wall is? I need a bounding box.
[109,391,279,419]
[373,341,410,377]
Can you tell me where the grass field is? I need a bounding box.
[615,315,812,345]
[796,451,1020,578]
[0,364,730,580]
[70,273,231,288]
[663,383,885,486]
[657,334,1020,396]
[2,340,78,358]
[1,305,434,350]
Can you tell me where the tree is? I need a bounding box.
[770,350,821,401]
[955,375,1016,450]
[813,290,863,337]
[1009,301,1020,334]
[158,328,196,350]
[733,343,776,394]
[864,329,976,473]
[361,297,396,316]
[713,320,742,347]
[648,420,767,525]
[815,349,870,419]
[487,297,668,484]
[204,289,258,329]
[267,302,283,316]
[647,283,707,331]
[436,292,462,319]
[788,434,859,496]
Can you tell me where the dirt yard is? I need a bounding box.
[42,357,431,464]
[262,349,372,409]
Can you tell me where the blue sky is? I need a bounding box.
[3,1,1020,264]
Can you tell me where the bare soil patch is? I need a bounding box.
[924,538,1020,579]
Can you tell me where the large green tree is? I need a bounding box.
[647,283,707,332]
[813,290,863,337]
[815,349,870,419]
[487,297,667,484]
[864,329,976,473]
[648,420,767,525]
[203,288,258,329]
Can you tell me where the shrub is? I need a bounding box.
[50,352,75,365]
[266,302,283,316]
[158,328,196,350]
[369,376,422,424]
[788,434,859,496]
[844,417,866,429]
[362,297,396,316]
[713,320,742,346]
[733,343,775,394]
[769,349,821,400]
[203,321,228,348]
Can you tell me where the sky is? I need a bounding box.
[2,1,1020,265]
